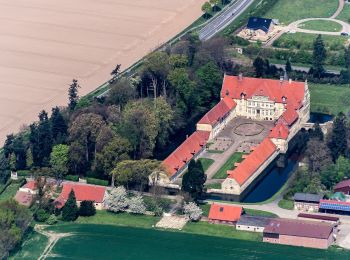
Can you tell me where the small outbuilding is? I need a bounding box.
[263,218,335,249]
[208,203,242,225]
[319,199,350,215]
[293,193,323,212]
[247,17,275,36]
[236,215,272,232]
[334,179,350,195]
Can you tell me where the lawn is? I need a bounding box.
[205,183,222,189]
[212,152,244,179]
[199,203,211,217]
[198,158,215,172]
[299,20,342,32]
[273,32,347,51]
[309,83,350,115]
[278,199,294,210]
[265,0,339,24]
[183,221,262,241]
[244,208,278,218]
[11,229,48,260]
[76,210,160,229]
[0,183,20,201]
[336,3,350,23]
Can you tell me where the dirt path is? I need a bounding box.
[331,0,345,19]
[35,225,73,260]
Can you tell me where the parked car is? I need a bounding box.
[340,32,349,36]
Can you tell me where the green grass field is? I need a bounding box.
[11,229,48,260]
[212,152,244,179]
[273,32,347,51]
[244,208,278,218]
[198,158,215,172]
[278,199,294,210]
[205,182,222,189]
[336,3,350,23]
[299,20,342,32]
[265,0,339,24]
[0,183,20,201]
[76,210,160,229]
[183,221,262,241]
[13,224,349,259]
[309,83,350,115]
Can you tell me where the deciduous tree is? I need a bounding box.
[128,195,146,214]
[183,202,203,221]
[107,186,128,212]
[50,144,69,181]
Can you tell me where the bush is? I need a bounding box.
[143,196,173,214]
[79,200,96,216]
[46,215,58,225]
[65,175,79,182]
[17,170,32,177]
[86,178,109,186]
[35,209,50,222]
[183,202,203,221]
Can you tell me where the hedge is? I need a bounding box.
[17,170,32,177]
[65,175,79,182]
[86,178,109,186]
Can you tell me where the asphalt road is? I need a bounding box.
[199,0,254,41]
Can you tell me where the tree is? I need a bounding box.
[285,59,292,73]
[120,101,158,159]
[128,195,146,214]
[34,209,50,222]
[107,186,128,212]
[94,136,131,178]
[345,46,350,69]
[312,35,326,78]
[50,144,69,181]
[306,138,332,172]
[111,64,121,79]
[209,0,220,11]
[62,190,79,221]
[12,136,26,170]
[310,122,323,141]
[182,160,207,201]
[253,56,265,77]
[303,177,325,194]
[328,112,347,162]
[68,79,80,111]
[183,202,203,221]
[50,107,68,144]
[26,148,33,169]
[111,160,161,190]
[201,2,212,18]
[107,78,136,110]
[9,153,16,171]
[3,134,14,159]
[79,200,96,216]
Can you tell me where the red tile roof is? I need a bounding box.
[22,180,37,190]
[15,191,33,207]
[208,203,242,222]
[163,131,210,177]
[264,218,333,239]
[281,107,299,126]
[221,75,305,109]
[56,183,106,207]
[227,138,276,185]
[198,96,236,126]
[269,122,289,140]
[335,179,350,190]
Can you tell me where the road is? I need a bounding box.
[199,0,254,41]
[272,63,341,75]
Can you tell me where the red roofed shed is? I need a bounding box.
[334,179,350,195]
[208,203,242,225]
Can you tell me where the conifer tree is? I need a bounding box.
[62,190,79,221]
[285,59,292,73]
[50,107,68,144]
[68,79,80,111]
[182,160,207,201]
[328,112,347,162]
[312,35,326,78]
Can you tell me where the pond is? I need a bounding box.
[242,156,298,203]
[308,112,333,124]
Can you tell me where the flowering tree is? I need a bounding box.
[128,195,146,214]
[183,202,202,221]
[107,186,128,212]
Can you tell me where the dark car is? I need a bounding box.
[340,32,349,36]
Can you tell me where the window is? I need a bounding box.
[219,207,224,212]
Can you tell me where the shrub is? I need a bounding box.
[86,178,108,186]
[46,215,58,225]
[79,200,96,216]
[183,202,203,221]
[107,186,128,213]
[17,170,32,177]
[35,209,50,222]
[65,175,79,182]
[128,195,146,214]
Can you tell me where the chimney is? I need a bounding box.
[238,73,243,81]
[280,76,283,83]
[289,78,292,84]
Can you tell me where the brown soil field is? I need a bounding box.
[0,0,205,145]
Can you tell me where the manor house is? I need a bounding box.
[162,75,310,195]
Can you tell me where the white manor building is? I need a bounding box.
[163,75,310,195]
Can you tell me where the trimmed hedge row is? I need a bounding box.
[86,178,109,186]
[65,175,79,182]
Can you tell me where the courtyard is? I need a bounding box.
[200,117,275,186]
